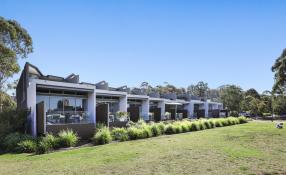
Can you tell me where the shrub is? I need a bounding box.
[127,127,141,140]
[96,123,107,132]
[42,133,58,149]
[150,124,162,137]
[157,122,165,134]
[229,111,239,117]
[238,116,247,124]
[141,125,153,138]
[58,129,78,147]
[17,139,37,153]
[2,132,33,152]
[209,120,216,128]
[36,139,53,154]
[214,119,223,127]
[202,120,211,129]
[221,119,230,126]
[93,127,112,145]
[190,122,201,131]
[198,121,206,130]
[164,124,177,135]
[111,128,129,142]
[180,121,190,132]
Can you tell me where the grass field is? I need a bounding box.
[0,121,286,175]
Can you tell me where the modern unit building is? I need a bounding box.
[17,63,224,138]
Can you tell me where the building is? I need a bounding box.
[16,63,224,138]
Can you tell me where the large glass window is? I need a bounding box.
[37,94,90,125]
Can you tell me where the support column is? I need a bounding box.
[158,101,165,120]
[141,99,149,120]
[185,102,194,119]
[204,102,209,118]
[27,81,37,137]
[119,95,128,112]
[88,89,96,124]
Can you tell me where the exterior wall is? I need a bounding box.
[88,91,96,123]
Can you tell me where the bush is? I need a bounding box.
[214,119,223,127]
[221,119,230,126]
[198,121,206,130]
[209,120,216,128]
[150,124,162,137]
[202,120,211,129]
[141,125,153,138]
[58,129,78,147]
[127,127,141,140]
[2,132,33,152]
[111,128,129,141]
[43,134,58,149]
[173,123,183,133]
[96,123,107,132]
[17,139,37,153]
[164,124,177,135]
[190,122,201,131]
[36,139,53,154]
[229,111,239,117]
[93,127,112,145]
[157,122,165,134]
[238,116,247,124]
[180,121,190,132]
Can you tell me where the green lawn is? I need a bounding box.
[1,121,286,175]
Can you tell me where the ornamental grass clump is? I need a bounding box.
[190,121,201,131]
[111,127,129,142]
[209,120,216,128]
[180,121,191,132]
[202,120,212,129]
[127,127,141,140]
[93,127,112,145]
[214,119,223,127]
[238,116,247,124]
[58,129,79,147]
[164,124,177,135]
[2,132,33,153]
[17,139,37,153]
[150,124,162,137]
[157,122,165,134]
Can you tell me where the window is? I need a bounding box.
[37,94,90,125]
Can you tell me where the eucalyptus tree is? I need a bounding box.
[272,49,286,94]
[0,16,33,112]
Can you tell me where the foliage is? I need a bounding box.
[187,81,209,98]
[93,127,112,145]
[190,121,201,131]
[164,124,177,134]
[219,85,243,112]
[2,132,33,152]
[36,139,53,154]
[273,95,286,115]
[58,129,78,147]
[96,123,106,132]
[111,127,129,142]
[229,111,239,117]
[238,116,247,123]
[0,17,33,94]
[17,139,37,153]
[150,124,162,136]
[245,88,261,99]
[272,48,286,93]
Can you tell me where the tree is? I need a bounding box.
[272,48,286,94]
[245,88,260,99]
[219,85,243,112]
[207,88,220,101]
[273,95,286,115]
[0,16,33,112]
[187,81,209,98]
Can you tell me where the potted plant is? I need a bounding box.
[165,112,171,120]
[116,111,129,121]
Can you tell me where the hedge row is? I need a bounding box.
[1,129,79,154]
[94,116,248,145]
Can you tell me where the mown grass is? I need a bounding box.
[0,121,286,175]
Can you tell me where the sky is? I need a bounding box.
[2,0,286,93]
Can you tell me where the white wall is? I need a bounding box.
[26,80,37,137]
[141,99,150,120]
[119,95,128,112]
[88,90,96,123]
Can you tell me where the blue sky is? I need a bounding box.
[2,0,286,92]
